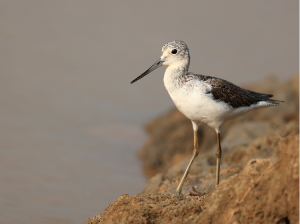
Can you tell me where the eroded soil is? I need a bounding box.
[85,76,299,224]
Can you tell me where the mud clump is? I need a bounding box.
[85,76,299,224]
[85,194,203,224]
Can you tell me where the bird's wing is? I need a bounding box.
[194,74,275,108]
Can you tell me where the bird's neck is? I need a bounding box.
[164,60,190,91]
[165,59,190,79]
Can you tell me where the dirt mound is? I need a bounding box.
[85,76,299,224]
[85,193,203,224]
[85,135,298,224]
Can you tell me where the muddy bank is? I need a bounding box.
[86,136,298,224]
[85,76,299,224]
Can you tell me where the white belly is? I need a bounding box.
[174,89,230,127]
[164,76,231,130]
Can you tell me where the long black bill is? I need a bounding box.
[130,59,164,84]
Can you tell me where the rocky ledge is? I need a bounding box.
[85,76,299,224]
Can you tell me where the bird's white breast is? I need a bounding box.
[163,70,231,130]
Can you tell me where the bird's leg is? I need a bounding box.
[215,132,222,185]
[175,130,199,196]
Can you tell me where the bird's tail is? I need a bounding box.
[266,99,284,106]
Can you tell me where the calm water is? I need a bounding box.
[0,1,298,223]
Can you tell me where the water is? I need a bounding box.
[0,1,298,223]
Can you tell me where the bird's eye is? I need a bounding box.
[171,49,177,54]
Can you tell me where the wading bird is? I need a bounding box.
[131,40,280,195]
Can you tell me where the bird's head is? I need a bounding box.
[130,40,190,84]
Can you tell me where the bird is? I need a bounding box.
[130,40,281,196]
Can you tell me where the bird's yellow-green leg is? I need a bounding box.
[215,132,222,185]
[175,130,199,196]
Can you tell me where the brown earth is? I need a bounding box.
[85,76,299,224]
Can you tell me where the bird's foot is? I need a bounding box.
[174,190,182,196]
